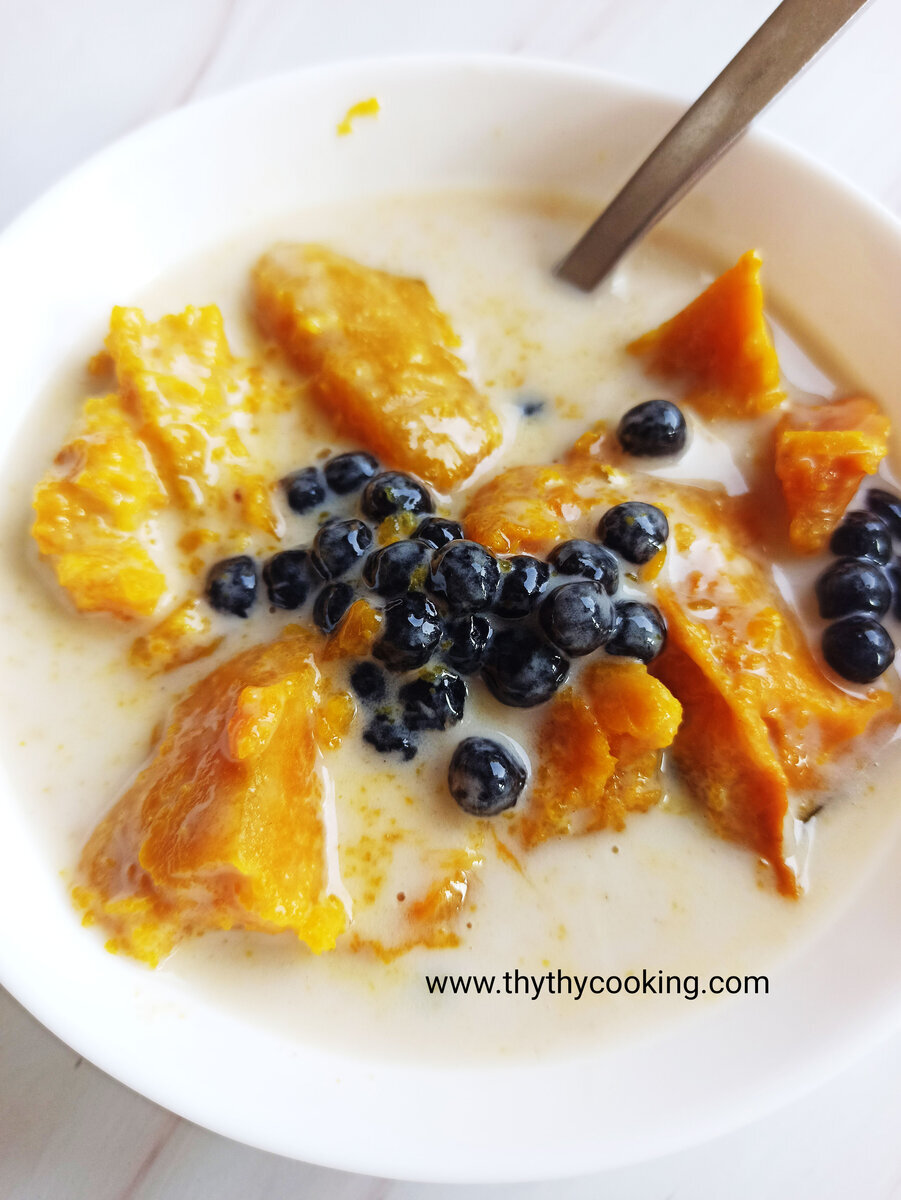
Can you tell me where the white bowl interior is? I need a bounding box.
[1,57,900,1181]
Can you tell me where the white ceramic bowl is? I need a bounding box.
[1,57,900,1183]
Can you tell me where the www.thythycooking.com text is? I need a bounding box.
[424,968,769,1001]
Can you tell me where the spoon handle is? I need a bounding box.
[555,0,870,292]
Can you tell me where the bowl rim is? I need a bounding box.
[5,50,901,253]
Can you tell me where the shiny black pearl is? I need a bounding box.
[815,558,891,620]
[349,660,388,704]
[867,488,901,538]
[362,471,433,520]
[606,601,667,663]
[281,466,325,514]
[414,516,465,549]
[597,502,669,564]
[822,616,895,683]
[399,668,467,732]
[262,548,321,610]
[373,593,443,672]
[890,562,901,620]
[482,627,569,708]
[312,518,373,578]
[428,540,500,616]
[617,399,687,457]
[363,713,417,761]
[205,555,258,618]
[448,737,528,816]
[323,450,379,495]
[441,614,493,675]
[538,580,616,657]
[313,581,355,634]
[547,539,619,593]
[362,539,432,597]
[493,555,550,618]
[830,510,892,563]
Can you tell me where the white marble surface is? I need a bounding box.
[2,1,901,1195]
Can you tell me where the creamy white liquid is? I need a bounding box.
[1,191,900,1066]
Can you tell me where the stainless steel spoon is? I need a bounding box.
[555,0,871,291]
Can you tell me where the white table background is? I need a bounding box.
[2,1,900,1196]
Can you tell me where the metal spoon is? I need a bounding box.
[555,0,871,291]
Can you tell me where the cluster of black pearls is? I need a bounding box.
[202,414,674,815]
[815,490,900,683]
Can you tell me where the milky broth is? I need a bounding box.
[2,191,900,1065]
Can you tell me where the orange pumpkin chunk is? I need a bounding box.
[652,498,895,893]
[775,396,890,553]
[129,598,223,675]
[465,464,597,555]
[466,427,894,888]
[315,689,357,749]
[74,632,347,965]
[35,305,290,623]
[107,305,279,534]
[516,662,681,848]
[405,850,479,939]
[322,598,383,661]
[583,659,683,760]
[252,244,502,492]
[516,691,616,847]
[32,393,167,619]
[627,250,783,416]
[351,848,483,964]
[464,431,628,554]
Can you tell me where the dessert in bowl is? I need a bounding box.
[1,58,900,1181]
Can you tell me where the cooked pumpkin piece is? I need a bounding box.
[775,395,890,553]
[107,304,279,534]
[321,598,383,661]
[252,244,502,492]
[651,491,895,893]
[653,637,792,873]
[516,691,615,846]
[516,662,682,848]
[32,393,168,619]
[583,659,683,760]
[351,847,483,963]
[627,250,783,417]
[315,689,357,749]
[35,304,289,623]
[463,463,604,555]
[74,631,348,966]
[129,597,223,674]
[464,428,629,554]
[466,429,894,889]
